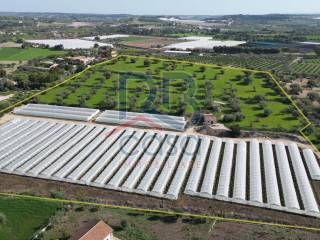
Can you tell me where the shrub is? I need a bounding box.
[50,191,65,199]
[75,206,84,212]
[307,92,320,102]
[263,109,272,117]
[223,114,236,122]
[252,94,266,103]
[89,207,99,212]
[0,212,7,225]
[199,66,206,72]
[143,59,150,67]
[130,58,136,64]
[230,124,241,137]
[60,230,71,240]
[243,76,253,85]
[120,220,128,229]
[289,83,303,95]
[104,72,111,79]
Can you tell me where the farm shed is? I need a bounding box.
[13,104,100,122]
[96,110,187,132]
[70,220,113,240]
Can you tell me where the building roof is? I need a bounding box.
[163,50,192,54]
[70,220,113,240]
[65,56,95,63]
[203,113,215,121]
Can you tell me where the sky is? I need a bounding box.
[0,0,319,15]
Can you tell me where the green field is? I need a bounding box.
[0,48,65,61]
[173,54,320,78]
[291,59,320,76]
[174,54,294,72]
[37,55,302,132]
[0,196,61,240]
[119,36,149,42]
[306,35,320,42]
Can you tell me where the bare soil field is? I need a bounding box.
[68,21,97,28]
[286,78,320,99]
[205,221,320,239]
[0,42,22,48]
[0,173,319,231]
[121,36,180,49]
[0,60,24,73]
[0,94,13,102]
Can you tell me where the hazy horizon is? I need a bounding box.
[1,11,320,16]
[1,0,319,16]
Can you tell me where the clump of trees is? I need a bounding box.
[97,46,112,58]
[223,112,244,122]
[199,66,206,72]
[263,108,273,117]
[307,92,320,102]
[8,69,59,91]
[98,95,116,110]
[143,59,151,67]
[243,71,253,85]
[213,46,280,54]
[130,58,136,64]
[51,44,64,50]
[0,69,6,78]
[230,124,241,137]
[221,86,245,123]
[289,83,303,95]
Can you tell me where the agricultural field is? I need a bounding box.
[306,34,320,42]
[176,54,320,78]
[291,59,320,76]
[37,55,302,132]
[119,36,149,42]
[174,54,294,72]
[0,48,65,61]
[119,36,180,49]
[0,186,319,240]
[0,196,61,240]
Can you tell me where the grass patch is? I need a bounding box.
[42,204,211,240]
[37,55,303,132]
[0,196,61,240]
[0,48,65,61]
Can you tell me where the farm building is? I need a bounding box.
[70,220,113,240]
[203,113,216,126]
[65,56,96,66]
[163,50,192,55]
[96,110,187,132]
[82,34,130,40]
[13,104,100,122]
[26,39,113,50]
[164,36,246,50]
